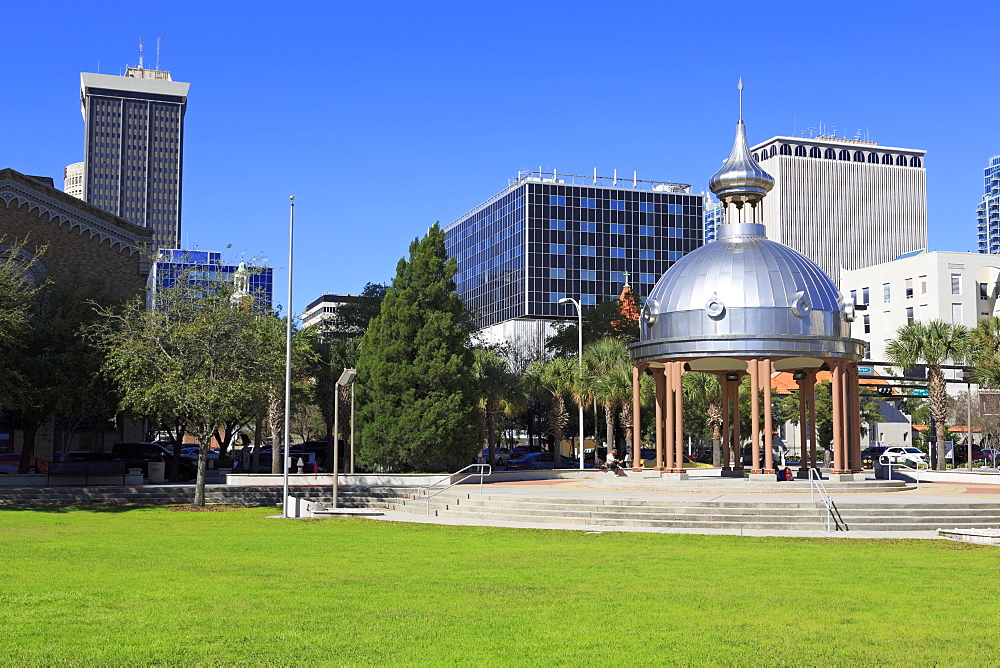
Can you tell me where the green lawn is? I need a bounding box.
[1,506,997,666]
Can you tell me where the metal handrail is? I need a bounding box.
[418,464,491,517]
[808,467,845,532]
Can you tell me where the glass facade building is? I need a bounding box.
[977,156,1000,254]
[150,249,273,312]
[80,68,189,250]
[703,195,723,243]
[444,171,703,330]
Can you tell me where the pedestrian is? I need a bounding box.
[775,464,783,481]
[624,449,633,468]
[606,448,618,473]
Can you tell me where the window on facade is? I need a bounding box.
[638,226,655,236]
[854,151,865,162]
[752,153,759,161]
[638,202,654,213]
[839,150,851,160]
[580,246,595,256]
[882,154,893,165]
[579,222,596,232]
[581,294,596,305]
[549,292,566,303]
[549,268,565,279]
[868,153,879,163]
[863,314,871,334]
[639,273,656,283]
[550,195,565,206]
[795,146,807,157]
[667,203,683,215]
[896,155,907,166]
[864,342,871,359]
[905,278,913,298]
[639,250,655,260]
[779,144,791,155]
[981,282,989,299]
[850,289,858,305]
[549,219,566,230]
[609,223,625,234]
[610,248,625,258]
[809,147,821,158]
[549,244,566,254]
[862,287,869,304]
[951,273,961,295]
[609,200,625,210]
[580,197,596,208]
[668,251,683,261]
[906,307,914,324]
[579,269,596,280]
[824,148,836,159]
[910,157,921,167]
[920,276,927,294]
[611,271,626,283]
[952,303,963,325]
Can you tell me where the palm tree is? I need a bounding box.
[584,337,630,451]
[525,357,577,468]
[683,372,723,466]
[968,316,1000,387]
[886,320,968,469]
[472,348,523,468]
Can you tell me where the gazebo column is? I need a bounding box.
[632,365,643,472]
[848,362,862,472]
[664,362,675,472]
[720,372,731,471]
[749,359,761,474]
[733,374,743,471]
[673,361,684,473]
[763,359,774,474]
[830,360,853,479]
[654,367,665,471]
[808,370,818,472]
[796,372,809,477]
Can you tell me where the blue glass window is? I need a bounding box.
[611,271,626,282]
[549,268,566,279]
[639,226,654,236]
[610,248,625,258]
[580,197,596,208]
[640,273,656,283]
[609,223,625,234]
[549,219,566,230]
[550,195,566,206]
[638,202,654,213]
[581,294,597,305]
[580,246,596,256]
[639,250,655,260]
[579,222,596,232]
[667,204,683,215]
[609,200,625,210]
[579,269,596,280]
[549,292,566,302]
[668,251,683,261]
[667,228,683,238]
[550,244,566,254]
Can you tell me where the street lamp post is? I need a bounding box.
[282,196,294,517]
[558,297,585,470]
[332,368,357,508]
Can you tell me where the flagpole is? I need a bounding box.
[282,196,294,516]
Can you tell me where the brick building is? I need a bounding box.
[0,168,154,458]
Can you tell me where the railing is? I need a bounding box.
[808,468,846,532]
[418,464,492,517]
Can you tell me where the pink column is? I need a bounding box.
[763,359,774,473]
[831,361,845,473]
[749,359,761,474]
[654,367,665,471]
[848,363,862,472]
[808,371,818,470]
[664,362,675,471]
[632,365,642,472]
[797,374,808,472]
[733,374,743,470]
[674,362,684,472]
[721,372,731,470]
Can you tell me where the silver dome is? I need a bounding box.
[630,223,864,363]
[708,121,774,203]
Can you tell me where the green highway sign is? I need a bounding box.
[912,388,929,397]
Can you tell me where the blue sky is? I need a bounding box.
[3,0,999,316]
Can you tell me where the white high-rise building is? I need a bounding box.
[63,161,84,199]
[975,155,1000,254]
[749,135,927,283]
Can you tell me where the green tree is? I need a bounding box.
[309,335,361,471]
[968,316,1000,387]
[471,347,523,468]
[355,224,479,471]
[525,357,577,467]
[886,320,968,469]
[547,294,641,358]
[583,337,630,450]
[0,239,42,360]
[93,273,289,505]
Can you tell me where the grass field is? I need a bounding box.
[1,506,998,666]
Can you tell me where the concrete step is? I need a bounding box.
[431,509,827,530]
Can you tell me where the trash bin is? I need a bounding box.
[874,455,891,480]
[147,461,166,484]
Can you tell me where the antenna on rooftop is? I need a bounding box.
[738,76,743,122]
[156,37,162,70]
[139,36,144,69]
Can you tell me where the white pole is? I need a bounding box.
[350,382,355,474]
[333,384,339,508]
[282,196,294,517]
[577,300,584,470]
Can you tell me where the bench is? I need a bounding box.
[48,461,128,486]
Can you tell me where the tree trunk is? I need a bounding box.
[712,423,722,468]
[604,402,615,454]
[251,415,263,473]
[487,403,498,469]
[17,416,42,474]
[929,367,948,470]
[192,439,210,507]
[268,391,284,474]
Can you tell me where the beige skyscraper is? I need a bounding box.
[748,135,927,283]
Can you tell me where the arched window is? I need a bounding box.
[752,152,759,162]
[910,156,922,167]
[779,144,791,156]
[882,153,893,164]
[867,152,878,163]
[839,150,851,160]
[795,145,807,157]
[854,151,865,162]
[809,146,821,158]
[896,155,907,166]
[824,148,836,159]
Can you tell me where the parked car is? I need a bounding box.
[861,446,888,469]
[475,447,510,466]
[948,444,986,465]
[509,445,542,461]
[232,447,324,473]
[506,452,555,470]
[111,442,198,481]
[881,446,927,467]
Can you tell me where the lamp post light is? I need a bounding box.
[282,196,294,518]
[332,368,357,508]
[558,297,585,470]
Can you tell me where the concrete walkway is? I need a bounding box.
[374,471,1000,540]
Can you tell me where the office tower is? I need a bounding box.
[703,194,723,243]
[150,250,273,312]
[748,135,927,283]
[444,169,703,352]
[63,162,84,199]
[976,156,1000,254]
[301,293,364,330]
[80,67,189,250]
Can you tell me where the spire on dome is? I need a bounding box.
[707,79,774,225]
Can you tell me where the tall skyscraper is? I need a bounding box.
[976,155,1000,254]
[80,67,189,250]
[748,135,927,283]
[444,169,703,352]
[63,161,84,199]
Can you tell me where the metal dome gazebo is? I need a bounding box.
[627,84,866,480]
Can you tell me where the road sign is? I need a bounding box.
[858,366,873,374]
[912,388,929,397]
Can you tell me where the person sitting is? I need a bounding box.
[783,466,794,481]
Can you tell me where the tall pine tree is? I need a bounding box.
[356,223,479,471]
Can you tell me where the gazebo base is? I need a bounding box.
[720,469,745,478]
[827,472,857,482]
